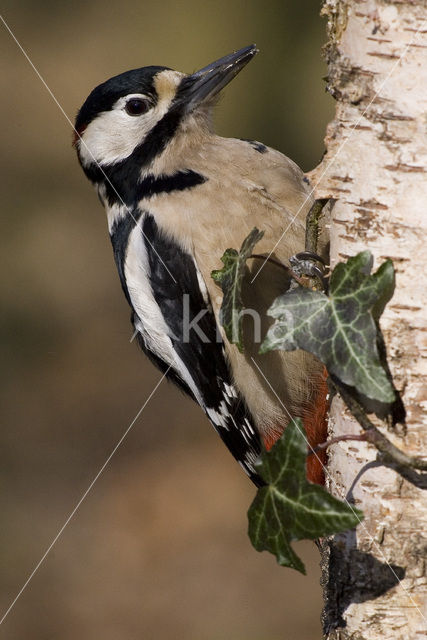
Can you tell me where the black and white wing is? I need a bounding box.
[110,208,263,486]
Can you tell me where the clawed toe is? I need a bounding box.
[289,252,329,292]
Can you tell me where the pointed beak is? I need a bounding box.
[176,44,258,113]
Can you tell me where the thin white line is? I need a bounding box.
[250,20,427,284]
[250,357,426,623]
[0,367,171,626]
[0,13,177,284]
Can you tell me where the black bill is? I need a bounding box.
[177,44,258,112]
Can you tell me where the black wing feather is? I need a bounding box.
[141,214,263,485]
[110,205,263,485]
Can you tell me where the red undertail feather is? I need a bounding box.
[262,369,329,485]
[302,369,329,485]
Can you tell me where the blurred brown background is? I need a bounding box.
[1,1,333,638]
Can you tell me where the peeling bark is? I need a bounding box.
[309,1,427,637]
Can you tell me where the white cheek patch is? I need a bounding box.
[79,100,156,167]
[78,70,185,170]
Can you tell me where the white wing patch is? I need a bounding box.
[223,382,238,399]
[125,224,175,363]
[125,222,205,406]
[206,407,230,431]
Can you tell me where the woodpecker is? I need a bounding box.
[74,45,328,487]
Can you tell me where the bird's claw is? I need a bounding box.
[289,251,329,292]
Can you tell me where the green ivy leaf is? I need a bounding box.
[211,228,264,352]
[248,419,363,573]
[260,251,395,405]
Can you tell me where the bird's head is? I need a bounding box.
[74,45,258,177]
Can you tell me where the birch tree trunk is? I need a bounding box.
[308,1,427,637]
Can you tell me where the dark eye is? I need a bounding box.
[125,98,150,116]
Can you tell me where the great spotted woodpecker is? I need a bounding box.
[73,45,328,487]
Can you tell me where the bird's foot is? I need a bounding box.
[289,251,329,292]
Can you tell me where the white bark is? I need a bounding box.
[309,1,427,637]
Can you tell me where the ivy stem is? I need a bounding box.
[310,432,374,455]
[329,378,427,472]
